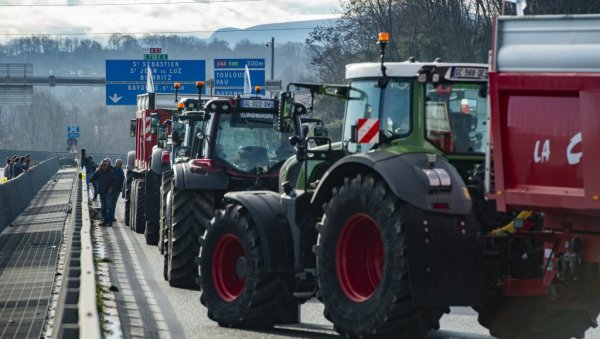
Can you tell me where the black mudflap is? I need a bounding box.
[405,208,481,307]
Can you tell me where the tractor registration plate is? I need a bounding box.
[240,99,275,109]
[451,67,488,80]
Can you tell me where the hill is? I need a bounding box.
[209,19,336,45]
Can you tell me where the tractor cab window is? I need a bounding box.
[213,112,295,173]
[425,83,487,154]
[343,78,412,153]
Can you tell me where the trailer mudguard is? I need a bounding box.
[224,190,294,273]
[126,151,136,171]
[311,151,472,215]
[172,161,229,190]
[150,147,171,175]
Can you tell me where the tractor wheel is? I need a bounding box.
[163,190,173,281]
[133,179,146,234]
[166,186,214,288]
[124,173,133,226]
[129,179,138,230]
[316,174,443,338]
[158,170,173,254]
[199,204,296,328]
[478,296,599,339]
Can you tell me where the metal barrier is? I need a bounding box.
[0,157,59,232]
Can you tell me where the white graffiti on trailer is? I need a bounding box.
[566,132,582,165]
[533,131,582,165]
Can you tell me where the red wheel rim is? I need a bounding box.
[336,213,384,302]
[212,234,245,302]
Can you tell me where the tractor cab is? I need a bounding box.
[342,62,488,156]
[203,95,303,175]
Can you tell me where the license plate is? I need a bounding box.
[452,67,488,80]
[240,99,275,109]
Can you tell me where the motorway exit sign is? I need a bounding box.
[144,54,168,60]
[105,60,205,105]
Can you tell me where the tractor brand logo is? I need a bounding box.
[240,112,273,120]
[357,118,380,144]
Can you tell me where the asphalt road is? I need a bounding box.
[100,199,599,339]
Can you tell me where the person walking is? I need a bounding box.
[111,159,125,222]
[90,158,117,226]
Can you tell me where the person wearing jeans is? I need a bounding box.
[90,158,117,226]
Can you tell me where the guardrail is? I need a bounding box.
[0,157,59,232]
[53,172,101,339]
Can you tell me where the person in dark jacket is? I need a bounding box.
[111,159,125,221]
[90,158,117,226]
[12,156,23,178]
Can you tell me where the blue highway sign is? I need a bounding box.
[214,58,265,96]
[66,126,80,138]
[105,60,205,105]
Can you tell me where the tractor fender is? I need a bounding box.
[311,151,472,216]
[126,151,136,171]
[150,147,170,175]
[172,161,229,190]
[224,191,294,273]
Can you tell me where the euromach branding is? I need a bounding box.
[240,112,274,120]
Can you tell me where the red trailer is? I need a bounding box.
[480,14,600,338]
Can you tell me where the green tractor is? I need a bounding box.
[198,33,490,337]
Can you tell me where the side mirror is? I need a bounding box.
[275,91,294,132]
[130,119,136,137]
[150,113,159,134]
[158,125,167,142]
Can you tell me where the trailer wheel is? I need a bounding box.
[166,186,214,288]
[129,179,138,230]
[316,174,442,338]
[158,170,173,254]
[199,204,296,328]
[133,179,146,234]
[124,173,133,226]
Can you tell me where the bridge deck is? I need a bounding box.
[0,168,75,338]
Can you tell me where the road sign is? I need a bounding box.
[105,60,205,105]
[67,125,80,138]
[214,58,265,96]
[144,54,168,60]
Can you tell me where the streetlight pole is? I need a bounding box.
[270,37,274,80]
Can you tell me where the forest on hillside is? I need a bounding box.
[1,0,599,155]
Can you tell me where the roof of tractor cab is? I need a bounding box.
[345,61,488,80]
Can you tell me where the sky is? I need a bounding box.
[0,0,342,43]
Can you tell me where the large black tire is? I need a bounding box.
[199,204,297,328]
[163,190,173,281]
[158,170,173,254]
[129,179,138,230]
[316,174,444,338]
[124,173,133,226]
[478,296,599,339]
[166,186,215,288]
[133,179,146,234]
